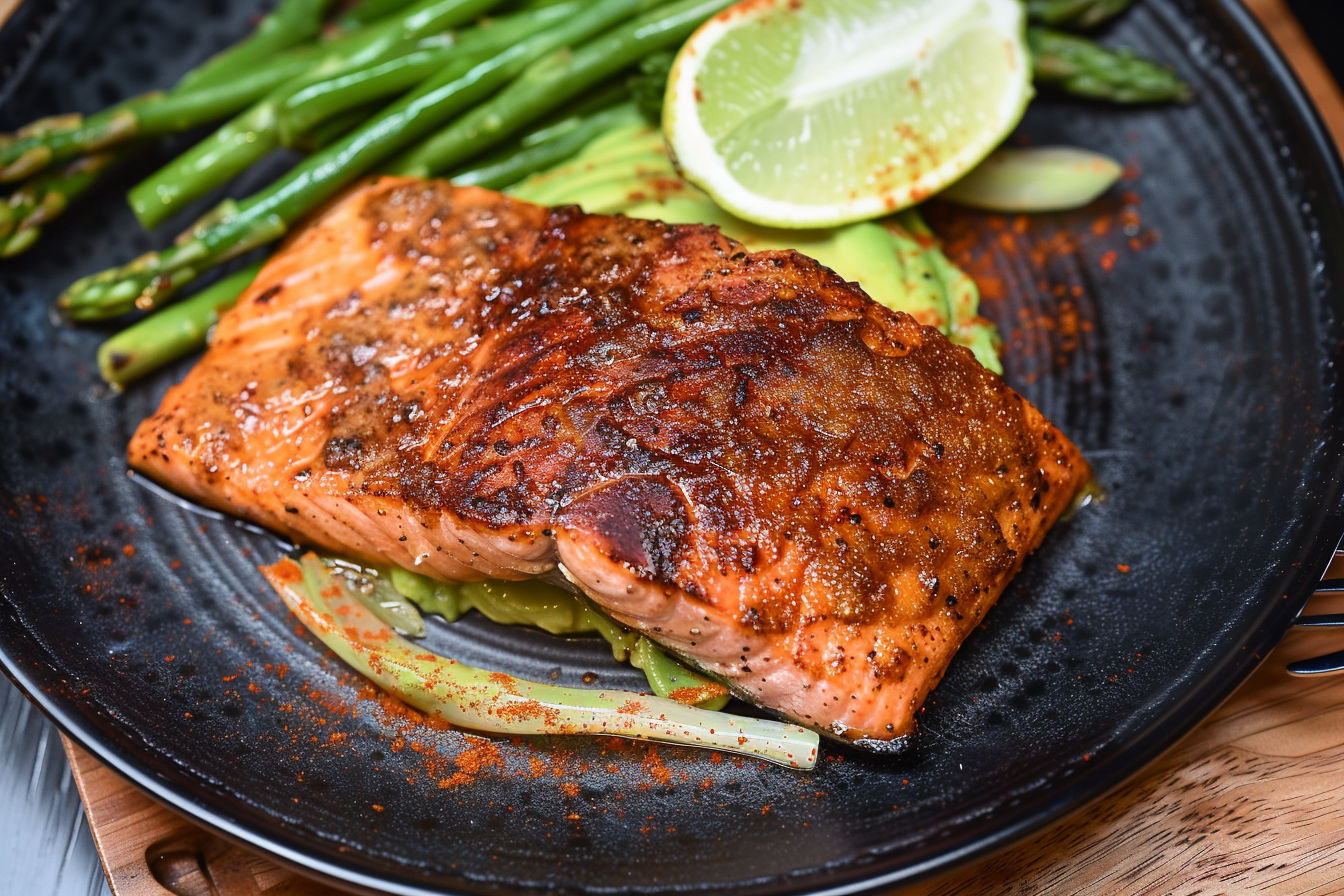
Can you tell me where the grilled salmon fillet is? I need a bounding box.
[130,177,1089,746]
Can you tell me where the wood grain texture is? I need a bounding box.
[63,738,325,896]
[49,1,1344,894]
[1242,0,1344,148]
[897,559,1344,896]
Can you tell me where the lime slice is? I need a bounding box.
[663,0,1033,228]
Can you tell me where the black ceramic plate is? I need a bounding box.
[2,1,1343,893]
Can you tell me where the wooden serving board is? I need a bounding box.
[33,0,1344,894]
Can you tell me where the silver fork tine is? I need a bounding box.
[1287,649,1344,676]
[1294,613,1344,627]
[1285,562,1344,676]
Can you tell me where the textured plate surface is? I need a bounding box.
[2,1,1344,894]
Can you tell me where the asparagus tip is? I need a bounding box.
[0,145,54,183]
[0,226,39,257]
[16,112,83,139]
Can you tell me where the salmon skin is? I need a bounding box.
[130,177,1090,748]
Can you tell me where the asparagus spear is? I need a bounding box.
[97,262,264,387]
[447,101,641,190]
[175,0,337,94]
[287,103,385,151]
[1,0,485,183]
[1029,26,1191,103]
[336,0,421,30]
[275,1,582,143]
[59,0,668,320]
[128,0,517,228]
[1025,0,1132,29]
[0,58,321,183]
[0,151,126,257]
[390,0,733,178]
[98,99,635,385]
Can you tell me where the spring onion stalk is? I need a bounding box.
[942,145,1123,212]
[96,262,263,387]
[59,0,661,320]
[264,554,819,768]
[1029,27,1192,104]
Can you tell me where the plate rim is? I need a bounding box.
[3,0,1344,893]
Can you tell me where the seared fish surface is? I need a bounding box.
[131,178,1090,745]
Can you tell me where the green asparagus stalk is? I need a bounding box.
[128,0,515,228]
[0,151,126,257]
[1025,0,1132,29]
[96,99,636,385]
[59,0,663,320]
[275,1,582,143]
[97,104,608,378]
[2,0,482,184]
[390,0,733,178]
[96,262,264,387]
[337,0,421,29]
[175,0,337,94]
[0,55,321,182]
[288,103,385,151]
[1029,26,1191,103]
[447,101,641,190]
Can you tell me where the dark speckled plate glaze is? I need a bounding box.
[2,1,1343,893]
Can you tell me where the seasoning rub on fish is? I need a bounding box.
[130,178,1090,747]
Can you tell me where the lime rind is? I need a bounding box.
[664,0,1033,228]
